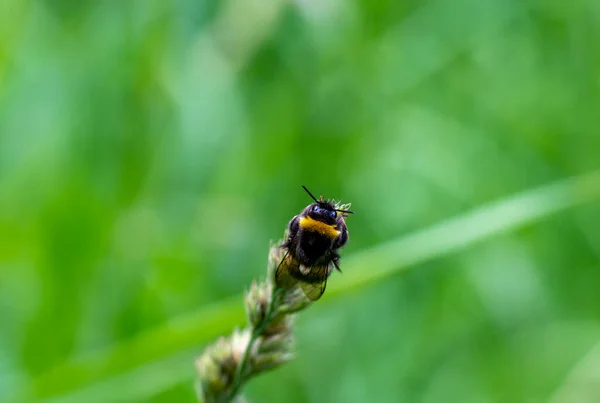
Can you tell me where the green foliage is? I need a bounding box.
[1,0,600,401]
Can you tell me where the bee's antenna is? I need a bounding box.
[335,209,355,214]
[301,185,320,204]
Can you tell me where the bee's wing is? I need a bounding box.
[275,251,298,289]
[275,252,331,301]
[299,263,330,301]
[300,279,327,301]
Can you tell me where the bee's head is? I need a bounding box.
[301,185,354,225]
[306,201,338,225]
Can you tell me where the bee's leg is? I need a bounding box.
[331,252,342,272]
[282,215,300,248]
[295,242,311,267]
[296,245,311,275]
[333,225,348,249]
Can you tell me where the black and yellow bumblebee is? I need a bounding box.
[275,185,354,300]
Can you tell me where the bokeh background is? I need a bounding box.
[2,0,600,402]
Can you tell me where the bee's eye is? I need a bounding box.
[313,205,320,213]
[329,210,336,219]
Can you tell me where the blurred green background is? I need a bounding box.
[2,0,600,402]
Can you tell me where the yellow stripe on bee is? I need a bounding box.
[299,216,340,238]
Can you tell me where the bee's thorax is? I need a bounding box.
[299,215,340,239]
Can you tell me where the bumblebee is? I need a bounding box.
[275,185,354,300]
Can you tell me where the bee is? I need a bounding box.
[275,185,354,301]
